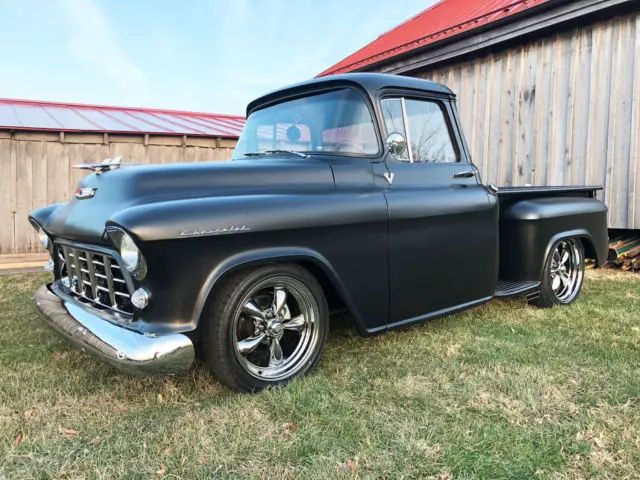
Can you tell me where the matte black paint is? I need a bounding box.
[498,196,608,282]
[30,73,609,339]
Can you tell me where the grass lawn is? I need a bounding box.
[1,271,639,479]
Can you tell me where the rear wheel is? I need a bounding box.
[531,238,584,308]
[202,264,328,392]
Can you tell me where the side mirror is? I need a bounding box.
[385,133,407,158]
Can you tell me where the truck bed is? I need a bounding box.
[496,185,603,198]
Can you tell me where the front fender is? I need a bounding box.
[191,246,365,332]
[28,203,66,230]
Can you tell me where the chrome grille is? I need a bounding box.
[56,244,133,315]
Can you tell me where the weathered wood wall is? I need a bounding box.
[0,131,236,254]
[419,11,640,229]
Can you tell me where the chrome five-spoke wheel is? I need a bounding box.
[202,264,328,392]
[549,239,583,302]
[533,238,585,307]
[233,280,321,380]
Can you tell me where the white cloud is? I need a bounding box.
[62,0,149,104]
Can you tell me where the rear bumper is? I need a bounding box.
[33,285,195,375]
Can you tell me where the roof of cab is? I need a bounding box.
[246,73,454,115]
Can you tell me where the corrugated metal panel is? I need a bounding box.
[0,99,246,138]
[420,11,640,229]
[319,0,551,77]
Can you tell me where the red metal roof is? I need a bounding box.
[319,0,551,77]
[0,98,246,138]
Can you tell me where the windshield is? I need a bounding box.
[232,88,379,159]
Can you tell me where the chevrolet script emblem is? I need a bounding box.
[75,187,97,199]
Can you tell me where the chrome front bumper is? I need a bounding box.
[33,285,195,375]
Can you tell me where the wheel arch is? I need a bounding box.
[191,247,364,332]
[540,229,595,279]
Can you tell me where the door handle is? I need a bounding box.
[453,170,477,179]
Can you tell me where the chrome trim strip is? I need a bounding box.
[104,255,117,307]
[33,285,194,375]
[400,97,414,163]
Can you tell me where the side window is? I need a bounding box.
[380,97,458,163]
[380,99,409,161]
[404,99,457,163]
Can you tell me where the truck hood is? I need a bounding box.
[35,158,335,244]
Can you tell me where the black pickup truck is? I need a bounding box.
[30,73,608,392]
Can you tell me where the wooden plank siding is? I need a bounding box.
[418,11,640,229]
[0,132,236,254]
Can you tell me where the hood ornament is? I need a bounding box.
[74,156,139,175]
[75,187,97,199]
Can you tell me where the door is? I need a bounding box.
[377,96,498,325]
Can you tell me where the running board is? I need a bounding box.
[494,280,540,298]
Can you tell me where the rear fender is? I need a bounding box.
[498,197,608,281]
[191,247,365,333]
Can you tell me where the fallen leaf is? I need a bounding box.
[60,427,78,437]
[23,409,34,419]
[52,351,61,361]
[337,458,357,472]
[14,431,23,447]
[90,437,101,446]
[283,422,297,435]
[156,464,166,475]
[445,343,461,357]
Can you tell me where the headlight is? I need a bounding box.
[37,227,49,249]
[107,227,147,280]
[120,233,140,272]
[31,222,50,250]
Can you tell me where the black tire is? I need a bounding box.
[201,263,329,393]
[531,238,585,308]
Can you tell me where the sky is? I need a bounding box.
[0,0,434,115]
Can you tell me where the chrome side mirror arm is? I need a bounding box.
[382,133,408,185]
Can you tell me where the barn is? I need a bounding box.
[320,0,640,231]
[0,99,244,255]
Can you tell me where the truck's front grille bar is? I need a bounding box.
[56,244,133,315]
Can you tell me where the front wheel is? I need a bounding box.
[531,238,585,308]
[202,264,329,392]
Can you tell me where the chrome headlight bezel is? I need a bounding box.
[37,227,49,249]
[29,219,52,254]
[106,227,147,280]
[120,233,140,272]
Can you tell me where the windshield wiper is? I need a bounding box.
[264,150,308,158]
[240,150,309,159]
